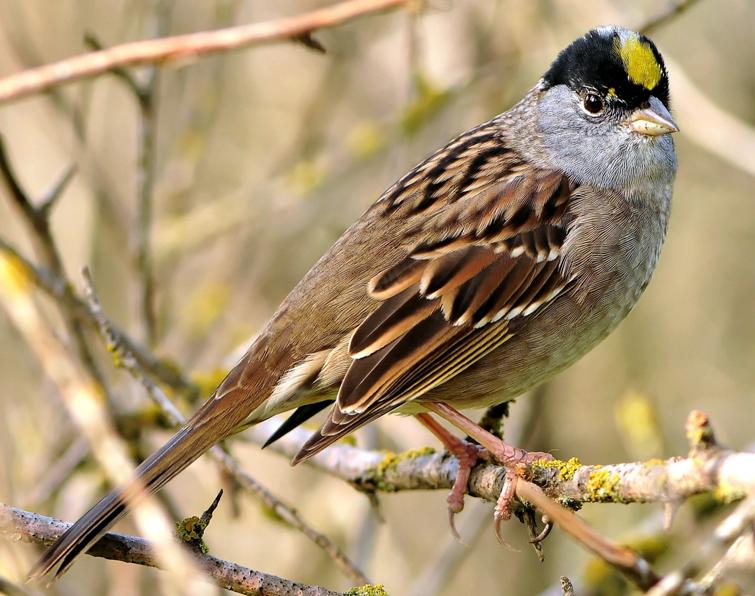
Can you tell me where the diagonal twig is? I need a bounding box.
[80,267,370,585]
[0,0,409,104]
[0,254,210,592]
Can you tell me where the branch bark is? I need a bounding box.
[244,414,755,508]
[0,504,341,596]
[0,0,408,104]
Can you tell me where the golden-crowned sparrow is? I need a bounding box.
[32,25,678,579]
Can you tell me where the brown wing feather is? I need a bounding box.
[294,137,579,463]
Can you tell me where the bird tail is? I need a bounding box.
[29,363,266,581]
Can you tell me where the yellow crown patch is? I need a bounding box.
[614,34,662,90]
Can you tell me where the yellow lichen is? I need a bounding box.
[587,467,622,501]
[180,282,231,338]
[615,391,662,460]
[614,34,662,90]
[373,447,436,491]
[713,583,744,596]
[0,253,32,296]
[531,457,582,481]
[400,75,452,137]
[347,121,386,158]
[288,158,327,194]
[175,516,209,554]
[583,557,616,589]
[712,480,746,504]
[345,584,389,596]
[337,434,358,447]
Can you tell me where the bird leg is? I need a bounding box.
[415,412,488,538]
[423,401,553,541]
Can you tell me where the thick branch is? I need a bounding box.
[245,417,755,507]
[0,504,340,596]
[0,0,407,104]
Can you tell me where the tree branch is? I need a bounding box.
[242,412,754,592]
[244,413,754,508]
[0,0,408,104]
[0,503,342,596]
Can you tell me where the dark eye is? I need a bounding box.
[583,93,604,114]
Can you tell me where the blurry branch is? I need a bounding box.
[647,497,755,595]
[24,437,89,509]
[638,0,702,35]
[80,268,370,586]
[0,142,74,275]
[0,0,409,104]
[0,504,342,596]
[85,22,165,347]
[0,574,30,596]
[0,137,107,391]
[700,530,755,590]
[668,56,755,180]
[0,257,210,592]
[0,237,198,397]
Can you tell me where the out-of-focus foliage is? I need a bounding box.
[0,1,753,594]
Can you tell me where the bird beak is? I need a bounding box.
[627,96,679,136]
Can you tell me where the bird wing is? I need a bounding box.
[293,144,579,462]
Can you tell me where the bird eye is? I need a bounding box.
[582,93,605,115]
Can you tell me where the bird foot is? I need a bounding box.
[488,450,554,544]
[445,441,489,538]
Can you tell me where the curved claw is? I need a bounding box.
[493,511,507,545]
[448,507,461,541]
[493,469,518,544]
[529,516,553,544]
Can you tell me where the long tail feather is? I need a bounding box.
[29,372,265,581]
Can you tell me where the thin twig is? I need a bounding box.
[84,27,162,347]
[647,497,755,595]
[0,137,113,400]
[0,0,409,104]
[516,480,660,590]
[38,164,76,217]
[24,437,89,509]
[80,268,370,585]
[0,503,342,596]
[0,237,198,396]
[639,0,702,35]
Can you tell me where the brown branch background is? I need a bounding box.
[0,0,754,595]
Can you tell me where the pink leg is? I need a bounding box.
[415,412,488,538]
[423,402,553,541]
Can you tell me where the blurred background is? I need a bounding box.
[0,0,753,594]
